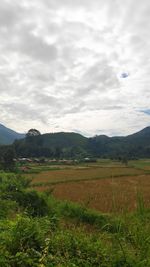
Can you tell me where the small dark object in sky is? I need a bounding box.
[120,72,129,78]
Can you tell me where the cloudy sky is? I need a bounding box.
[0,0,150,136]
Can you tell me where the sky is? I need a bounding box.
[0,0,150,136]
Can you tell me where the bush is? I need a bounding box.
[0,173,49,217]
[56,200,126,234]
[15,190,49,217]
[0,200,18,219]
[0,216,58,267]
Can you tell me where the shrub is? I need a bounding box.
[16,190,49,217]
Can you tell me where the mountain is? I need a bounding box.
[88,127,150,158]
[2,126,150,159]
[126,126,150,140]
[41,132,88,148]
[0,124,25,145]
[13,131,88,158]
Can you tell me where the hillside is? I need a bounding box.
[0,124,25,145]
[13,131,88,158]
[89,127,150,158]
[41,132,88,148]
[12,126,150,159]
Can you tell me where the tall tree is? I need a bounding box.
[2,148,16,171]
[26,129,41,138]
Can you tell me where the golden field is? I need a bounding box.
[29,166,144,185]
[29,160,150,213]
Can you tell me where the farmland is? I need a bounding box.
[27,159,150,213]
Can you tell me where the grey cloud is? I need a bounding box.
[33,92,85,116]
[0,1,22,28]
[83,61,118,86]
[43,0,101,9]
[62,102,86,114]
[34,93,62,107]
[74,59,120,97]
[1,102,47,124]
[13,32,58,63]
[27,69,55,84]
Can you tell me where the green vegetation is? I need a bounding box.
[2,126,149,159]
[0,172,150,266]
[1,126,150,159]
[12,131,88,159]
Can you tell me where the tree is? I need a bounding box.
[26,129,41,146]
[26,129,41,138]
[54,146,62,159]
[2,148,16,171]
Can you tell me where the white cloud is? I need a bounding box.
[0,0,149,135]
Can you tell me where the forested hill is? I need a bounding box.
[12,127,150,159]
[88,127,150,158]
[0,124,25,145]
[13,132,88,158]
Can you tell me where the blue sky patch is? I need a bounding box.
[141,109,150,115]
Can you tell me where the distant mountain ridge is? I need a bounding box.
[12,126,150,159]
[0,124,150,158]
[88,126,150,158]
[0,124,25,145]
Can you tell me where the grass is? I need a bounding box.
[0,170,150,266]
[129,159,150,171]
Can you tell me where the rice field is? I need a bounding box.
[29,166,144,185]
[51,175,150,213]
[29,160,150,213]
